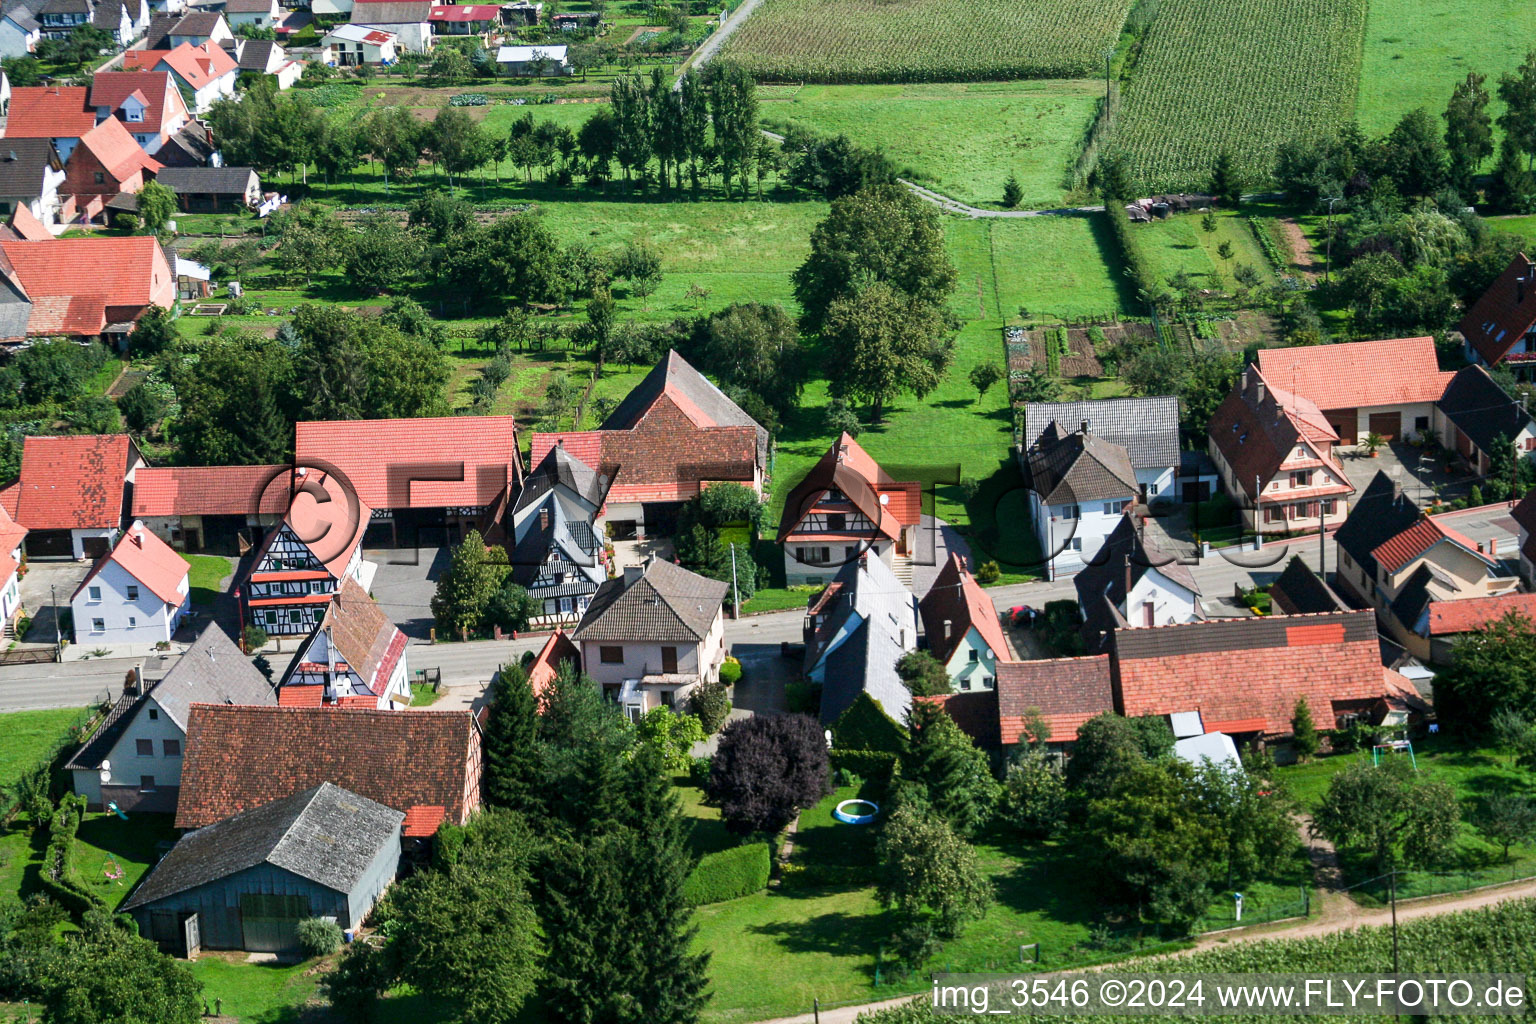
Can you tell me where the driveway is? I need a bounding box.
[1337,441,1476,506]
[19,561,91,645]
[364,544,449,639]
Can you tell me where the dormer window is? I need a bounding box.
[125,107,143,122]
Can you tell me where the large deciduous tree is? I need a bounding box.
[875,803,993,964]
[1311,756,1461,873]
[821,281,955,422]
[1444,72,1494,190]
[707,713,831,835]
[1435,611,1536,730]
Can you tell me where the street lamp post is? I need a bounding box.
[1324,196,1342,285]
[49,584,59,654]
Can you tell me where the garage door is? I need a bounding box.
[238,893,309,952]
[81,537,110,560]
[1368,412,1402,440]
[25,530,73,558]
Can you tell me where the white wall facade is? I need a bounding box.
[941,625,997,693]
[71,692,187,807]
[1030,491,1133,580]
[71,558,189,646]
[1123,569,1200,628]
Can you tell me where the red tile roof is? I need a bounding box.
[1370,514,1493,575]
[91,70,181,137]
[176,704,482,829]
[401,804,446,837]
[428,4,498,19]
[294,415,520,511]
[4,86,95,138]
[281,469,370,579]
[778,433,918,542]
[10,434,135,530]
[1426,592,1536,635]
[0,236,172,336]
[922,691,999,747]
[1112,610,1384,736]
[1255,337,1453,411]
[920,552,1010,666]
[0,503,28,584]
[527,628,579,699]
[156,41,238,89]
[9,204,50,243]
[531,421,758,505]
[121,49,171,71]
[1459,253,1536,365]
[278,684,325,707]
[72,521,187,604]
[994,654,1113,744]
[74,116,162,182]
[1208,370,1352,502]
[131,464,292,517]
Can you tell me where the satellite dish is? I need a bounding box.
[879,493,890,505]
[99,769,111,784]
[99,759,110,773]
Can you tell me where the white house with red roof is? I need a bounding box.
[321,22,398,64]
[0,502,27,630]
[240,467,374,637]
[1254,337,1454,445]
[777,433,921,587]
[4,85,97,161]
[0,236,174,342]
[89,70,192,156]
[275,577,410,709]
[124,42,238,113]
[71,520,190,646]
[1,434,143,559]
[131,464,290,554]
[1208,368,1355,536]
[919,552,1010,692]
[294,414,521,547]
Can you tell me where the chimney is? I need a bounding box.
[623,564,644,586]
[539,505,549,530]
[943,619,952,641]
[1080,419,1091,435]
[1491,537,1498,557]
[1477,541,1486,554]
[836,443,847,463]
[1124,552,1132,603]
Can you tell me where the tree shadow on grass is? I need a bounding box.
[1083,211,1144,314]
[746,909,893,972]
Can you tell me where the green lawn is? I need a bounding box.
[759,81,1104,209]
[409,682,442,706]
[70,811,180,911]
[1133,209,1278,293]
[1277,738,1536,901]
[1354,0,1536,142]
[989,213,1135,322]
[188,956,323,1023]
[180,554,232,608]
[0,707,89,799]
[1487,214,1536,238]
[740,586,817,615]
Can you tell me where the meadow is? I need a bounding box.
[758,81,1104,209]
[1106,0,1366,193]
[1354,0,1536,140]
[718,0,1135,83]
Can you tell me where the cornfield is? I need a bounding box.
[718,0,1136,83]
[1104,0,1366,194]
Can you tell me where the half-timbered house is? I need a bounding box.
[275,578,409,709]
[240,468,372,637]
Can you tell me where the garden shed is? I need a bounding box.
[123,782,403,955]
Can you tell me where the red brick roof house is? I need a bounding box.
[89,70,193,158]
[176,704,482,835]
[1458,253,1536,372]
[70,520,190,646]
[1255,337,1454,445]
[124,41,238,114]
[0,502,27,625]
[995,654,1114,747]
[0,236,174,341]
[62,116,162,226]
[294,415,522,547]
[778,432,921,586]
[526,627,580,699]
[920,552,1011,692]
[1110,609,1388,739]
[4,85,97,162]
[276,578,410,710]
[1207,368,1354,536]
[0,433,143,559]
[240,468,372,638]
[131,464,291,555]
[1335,470,1520,663]
[530,351,765,541]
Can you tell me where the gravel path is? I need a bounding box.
[674,0,768,89]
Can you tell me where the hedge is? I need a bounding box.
[829,749,900,787]
[831,692,907,754]
[682,842,771,906]
[39,793,105,918]
[1106,204,1164,304]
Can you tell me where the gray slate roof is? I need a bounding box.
[1023,422,1139,505]
[1022,397,1179,471]
[1438,365,1534,454]
[236,37,279,70]
[510,492,603,595]
[1333,471,1421,580]
[1074,512,1201,650]
[0,140,62,198]
[123,783,403,910]
[809,554,918,726]
[64,623,275,770]
[572,557,727,643]
[154,166,259,195]
[350,0,431,23]
[150,622,276,731]
[1269,556,1349,615]
[0,269,33,342]
[514,443,608,518]
[1,0,45,33]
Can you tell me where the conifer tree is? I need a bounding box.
[1291,697,1319,761]
[902,701,999,838]
[483,662,542,813]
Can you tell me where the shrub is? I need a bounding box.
[974,560,1000,584]
[682,842,771,905]
[708,714,831,836]
[718,657,743,686]
[241,624,268,651]
[39,793,103,918]
[831,691,907,753]
[688,755,712,788]
[297,917,344,958]
[690,681,732,735]
[785,680,821,715]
